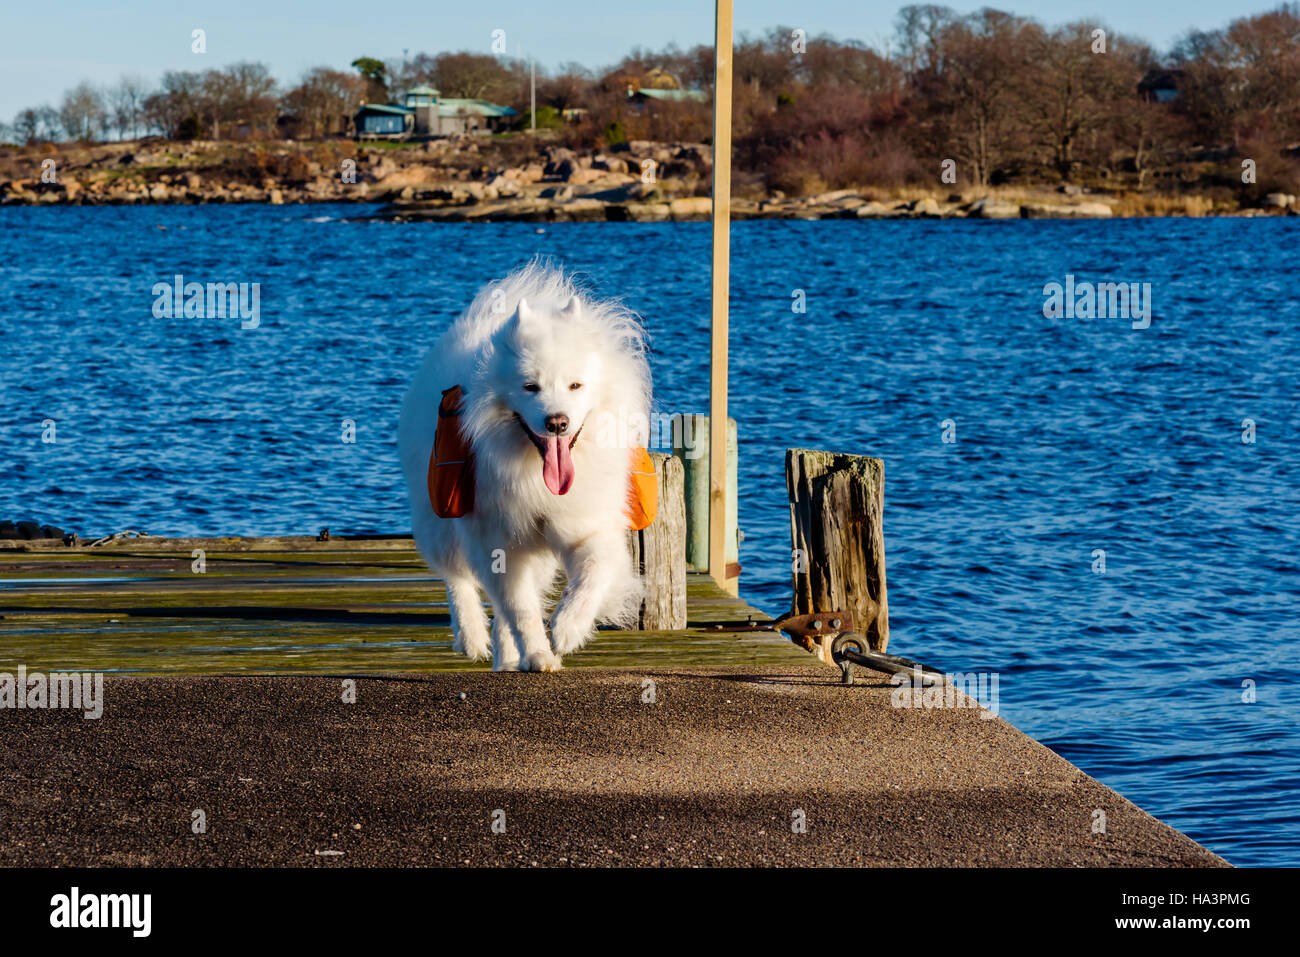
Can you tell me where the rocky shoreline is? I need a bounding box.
[3,136,1297,222]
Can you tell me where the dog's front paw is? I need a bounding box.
[550,615,593,656]
[492,656,524,672]
[524,648,564,673]
[453,631,492,662]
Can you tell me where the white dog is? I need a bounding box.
[398,263,652,671]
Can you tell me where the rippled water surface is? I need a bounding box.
[2,204,1298,865]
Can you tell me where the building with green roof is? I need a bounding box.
[355,87,519,139]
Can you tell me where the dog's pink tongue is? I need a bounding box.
[542,435,575,495]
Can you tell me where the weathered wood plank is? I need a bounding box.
[786,447,890,655]
[0,536,784,674]
[626,452,687,630]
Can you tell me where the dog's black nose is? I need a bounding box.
[545,414,569,435]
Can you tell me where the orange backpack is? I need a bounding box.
[427,386,475,519]
[427,385,657,529]
[624,445,658,531]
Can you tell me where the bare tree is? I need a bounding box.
[284,67,366,137]
[1024,23,1139,180]
[919,9,1041,186]
[14,108,40,145]
[432,52,516,100]
[59,81,106,142]
[144,71,203,139]
[894,4,957,73]
[108,75,149,140]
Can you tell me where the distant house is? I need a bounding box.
[1138,69,1184,104]
[629,88,708,106]
[604,66,707,108]
[354,86,518,139]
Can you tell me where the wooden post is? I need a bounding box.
[785,448,889,658]
[672,414,738,580]
[626,452,687,630]
[708,0,733,594]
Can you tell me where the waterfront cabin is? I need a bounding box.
[354,87,519,140]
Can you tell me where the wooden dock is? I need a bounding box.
[0,535,788,674]
[0,534,1226,867]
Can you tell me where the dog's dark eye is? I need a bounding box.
[523,383,541,393]
[568,382,583,391]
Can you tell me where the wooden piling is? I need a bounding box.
[627,452,687,630]
[785,448,890,656]
[709,0,734,596]
[671,413,738,584]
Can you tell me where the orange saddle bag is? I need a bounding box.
[427,385,475,519]
[625,446,658,531]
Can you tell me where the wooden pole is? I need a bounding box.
[672,413,737,573]
[709,0,733,593]
[625,453,687,630]
[785,448,890,658]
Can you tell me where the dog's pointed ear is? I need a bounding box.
[559,296,581,320]
[515,297,535,325]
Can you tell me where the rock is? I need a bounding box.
[147,183,169,201]
[584,181,657,203]
[0,521,18,540]
[16,520,42,540]
[539,184,574,201]
[1059,184,1085,196]
[1263,192,1293,208]
[911,197,942,217]
[374,167,438,190]
[969,197,1021,220]
[553,198,605,222]
[624,202,671,222]
[1064,201,1112,218]
[268,188,284,204]
[854,201,893,219]
[1020,201,1113,219]
[668,196,712,219]
[184,172,202,189]
[544,153,577,180]
[807,189,861,205]
[40,524,64,540]
[567,167,605,186]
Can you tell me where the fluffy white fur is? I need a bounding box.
[398,262,652,671]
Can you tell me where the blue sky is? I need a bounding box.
[0,1,1282,121]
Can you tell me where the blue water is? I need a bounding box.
[3,204,1298,866]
